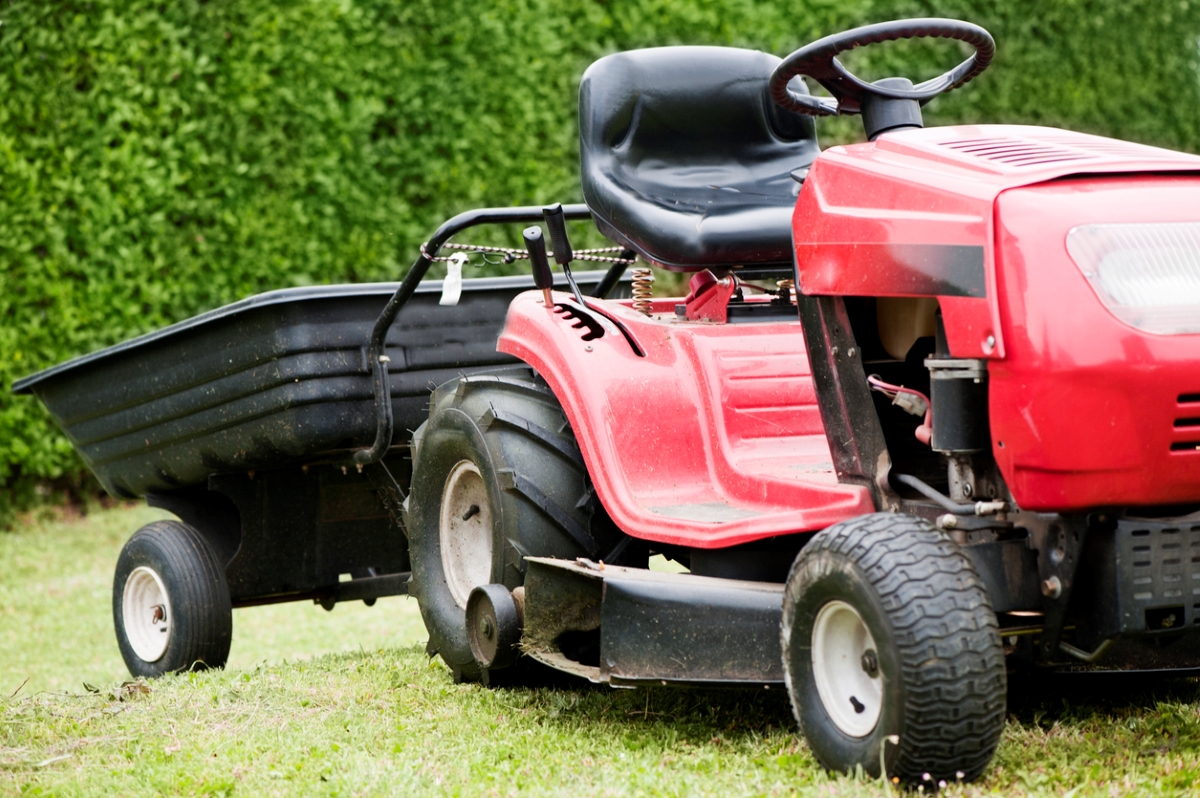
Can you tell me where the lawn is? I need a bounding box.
[3,505,1200,796]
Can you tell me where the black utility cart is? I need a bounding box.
[14,204,632,677]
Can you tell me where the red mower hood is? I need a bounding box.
[792,124,1200,360]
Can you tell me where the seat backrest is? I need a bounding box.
[580,47,820,270]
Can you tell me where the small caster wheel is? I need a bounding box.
[466,584,523,671]
[113,520,232,678]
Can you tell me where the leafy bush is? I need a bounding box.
[1,0,1198,514]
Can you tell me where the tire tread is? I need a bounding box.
[114,520,232,677]
[785,512,1006,782]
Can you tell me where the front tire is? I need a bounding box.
[781,513,1006,783]
[113,520,233,678]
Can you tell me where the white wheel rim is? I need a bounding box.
[439,460,493,608]
[122,566,173,662]
[811,600,883,737]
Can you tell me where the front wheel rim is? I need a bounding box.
[439,460,494,608]
[811,599,883,737]
[122,566,173,662]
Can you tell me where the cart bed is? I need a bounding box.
[15,272,613,497]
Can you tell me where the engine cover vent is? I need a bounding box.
[939,134,1187,169]
[940,137,1097,167]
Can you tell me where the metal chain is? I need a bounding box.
[420,241,637,265]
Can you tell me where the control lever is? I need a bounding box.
[522,226,554,308]
[542,202,575,264]
[543,203,586,306]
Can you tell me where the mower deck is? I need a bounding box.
[521,557,785,687]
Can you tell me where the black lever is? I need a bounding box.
[543,203,585,306]
[542,202,574,265]
[523,226,554,308]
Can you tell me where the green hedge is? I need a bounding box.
[2,0,1199,514]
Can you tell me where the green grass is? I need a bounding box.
[4,506,1200,795]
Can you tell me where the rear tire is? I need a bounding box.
[407,368,631,682]
[781,513,1006,783]
[113,520,233,678]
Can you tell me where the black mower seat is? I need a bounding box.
[579,47,820,271]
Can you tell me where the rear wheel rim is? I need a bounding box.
[439,460,493,608]
[122,566,172,662]
[811,599,883,737]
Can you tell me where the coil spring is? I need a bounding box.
[777,279,797,304]
[631,268,654,315]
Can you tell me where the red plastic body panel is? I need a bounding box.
[794,125,1200,359]
[498,295,873,548]
[990,176,1200,511]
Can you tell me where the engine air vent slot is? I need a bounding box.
[1180,393,1200,404]
[1170,441,1200,452]
[939,137,1098,167]
[1176,418,1200,428]
[940,133,1189,170]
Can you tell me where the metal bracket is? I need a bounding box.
[315,571,411,611]
[1031,515,1089,659]
[796,294,898,510]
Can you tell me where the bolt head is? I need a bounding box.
[1041,575,1063,599]
[860,648,879,678]
[478,616,494,639]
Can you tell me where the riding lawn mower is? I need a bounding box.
[17,18,1200,783]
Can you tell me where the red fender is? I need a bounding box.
[497,295,873,549]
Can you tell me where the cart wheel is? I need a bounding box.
[781,513,1006,783]
[113,520,232,678]
[408,368,627,683]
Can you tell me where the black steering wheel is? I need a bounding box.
[769,18,995,118]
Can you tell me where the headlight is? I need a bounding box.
[1066,222,1200,335]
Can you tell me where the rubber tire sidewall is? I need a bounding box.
[786,547,905,778]
[112,520,232,678]
[408,408,508,681]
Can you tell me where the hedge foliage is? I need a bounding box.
[2,0,1199,512]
